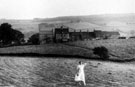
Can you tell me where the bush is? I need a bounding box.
[28,33,39,45]
[93,46,109,59]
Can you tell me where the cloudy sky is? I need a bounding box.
[0,0,134,19]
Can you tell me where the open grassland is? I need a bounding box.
[0,39,135,87]
[0,44,93,58]
[1,39,135,61]
[0,57,135,87]
[67,39,135,60]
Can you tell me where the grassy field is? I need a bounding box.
[67,39,135,60]
[0,57,135,87]
[1,39,135,61]
[0,39,135,87]
[1,14,135,87]
[0,44,93,58]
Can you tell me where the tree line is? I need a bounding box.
[0,23,24,46]
[0,23,39,47]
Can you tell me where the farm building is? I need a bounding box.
[39,23,120,44]
[55,26,69,42]
[69,30,95,41]
[39,22,95,44]
[94,30,120,39]
[39,23,55,44]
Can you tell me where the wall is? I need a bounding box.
[39,23,54,44]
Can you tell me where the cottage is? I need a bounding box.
[55,26,69,42]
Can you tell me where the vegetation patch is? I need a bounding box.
[93,46,109,60]
[67,39,135,61]
[0,44,94,58]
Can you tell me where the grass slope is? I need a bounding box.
[0,57,135,87]
[67,39,135,60]
[1,39,135,61]
[0,44,93,58]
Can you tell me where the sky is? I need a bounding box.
[0,0,134,19]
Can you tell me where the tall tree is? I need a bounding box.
[13,29,24,44]
[0,23,13,44]
[0,23,24,45]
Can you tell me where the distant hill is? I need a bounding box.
[34,13,135,37]
[0,19,40,39]
[1,13,135,39]
[34,13,135,25]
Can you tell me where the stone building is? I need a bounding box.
[39,23,120,44]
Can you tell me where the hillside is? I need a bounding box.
[0,39,135,86]
[34,13,135,23]
[1,13,135,39]
[0,57,135,87]
[0,44,93,58]
[67,39,135,61]
[35,13,135,37]
[1,39,135,61]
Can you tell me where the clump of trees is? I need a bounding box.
[0,23,24,46]
[93,46,109,60]
[28,33,39,45]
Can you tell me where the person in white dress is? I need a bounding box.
[75,61,87,86]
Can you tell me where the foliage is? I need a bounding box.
[12,29,24,44]
[93,46,109,59]
[28,33,39,45]
[0,23,24,45]
[0,23,13,44]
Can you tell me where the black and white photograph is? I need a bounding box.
[0,0,135,87]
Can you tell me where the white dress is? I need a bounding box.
[75,63,87,85]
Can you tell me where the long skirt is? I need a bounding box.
[75,72,85,82]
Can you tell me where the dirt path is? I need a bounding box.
[0,57,134,87]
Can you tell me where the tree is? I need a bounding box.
[93,46,109,59]
[0,23,14,44]
[28,33,39,45]
[0,23,24,45]
[12,30,24,44]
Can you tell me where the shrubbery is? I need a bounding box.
[0,23,24,45]
[93,46,109,60]
[28,33,39,45]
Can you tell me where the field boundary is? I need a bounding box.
[0,53,90,58]
[0,53,135,63]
